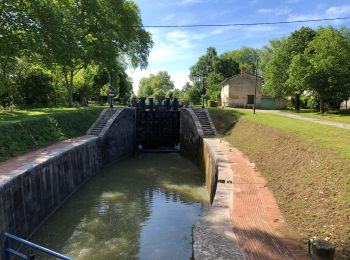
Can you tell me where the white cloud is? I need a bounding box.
[257,8,273,14]
[126,68,189,93]
[178,0,205,6]
[166,30,207,48]
[326,5,350,16]
[286,0,301,4]
[257,7,291,16]
[287,4,350,27]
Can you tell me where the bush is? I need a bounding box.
[207,100,218,107]
[0,108,103,161]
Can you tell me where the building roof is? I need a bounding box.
[220,71,263,86]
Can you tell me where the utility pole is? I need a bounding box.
[254,57,259,114]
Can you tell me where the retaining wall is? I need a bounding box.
[0,108,137,257]
[180,108,245,259]
[0,136,101,256]
[98,108,136,165]
[180,108,217,203]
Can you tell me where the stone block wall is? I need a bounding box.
[0,136,101,255]
[99,108,136,166]
[180,108,217,203]
[0,108,137,256]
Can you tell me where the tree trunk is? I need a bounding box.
[320,96,325,113]
[63,66,73,107]
[295,93,300,112]
[69,70,74,106]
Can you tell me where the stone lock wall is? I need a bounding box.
[180,108,217,203]
[99,108,136,165]
[0,136,101,255]
[0,108,137,256]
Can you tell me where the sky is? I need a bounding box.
[126,0,350,93]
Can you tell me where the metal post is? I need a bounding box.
[254,57,258,114]
[201,77,205,109]
[109,70,113,108]
[4,236,10,260]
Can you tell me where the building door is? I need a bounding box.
[247,95,254,105]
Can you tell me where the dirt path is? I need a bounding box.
[215,139,309,259]
[257,110,350,130]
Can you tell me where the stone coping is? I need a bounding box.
[0,135,98,188]
[193,138,246,259]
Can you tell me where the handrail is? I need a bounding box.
[4,232,74,260]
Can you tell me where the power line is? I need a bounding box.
[140,16,350,28]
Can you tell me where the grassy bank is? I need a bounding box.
[281,109,350,125]
[209,108,350,259]
[0,107,104,161]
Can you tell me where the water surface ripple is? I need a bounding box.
[31,153,209,260]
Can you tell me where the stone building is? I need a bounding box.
[220,68,287,109]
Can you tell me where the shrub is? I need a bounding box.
[207,100,218,107]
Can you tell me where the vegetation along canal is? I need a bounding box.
[30,153,209,259]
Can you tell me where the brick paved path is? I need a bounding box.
[217,140,309,260]
[0,136,97,185]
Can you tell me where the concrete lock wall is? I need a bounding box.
[99,108,136,165]
[180,108,217,203]
[0,108,137,256]
[0,137,101,255]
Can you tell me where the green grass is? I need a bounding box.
[208,107,350,259]
[0,107,105,161]
[218,108,350,158]
[0,106,109,125]
[281,109,350,125]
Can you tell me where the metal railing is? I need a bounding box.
[4,232,73,260]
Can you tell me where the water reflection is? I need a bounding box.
[30,153,209,259]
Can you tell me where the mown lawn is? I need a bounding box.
[208,107,350,259]
[281,109,350,125]
[0,106,109,125]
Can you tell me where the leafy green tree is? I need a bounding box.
[181,82,201,105]
[153,89,166,102]
[222,47,258,72]
[263,27,316,110]
[138,71,174,97]
[190,47,239,101]
[20,68,54,107]
[291,26,350,113]
[1,0,153,107]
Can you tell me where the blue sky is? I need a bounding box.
[126,0,350,92]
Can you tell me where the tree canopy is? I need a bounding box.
[262,26,350,112]
[138,71,175,98]
[0,0,153,107]
[189,47,239,100]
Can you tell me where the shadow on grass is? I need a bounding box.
[207,108,244,135]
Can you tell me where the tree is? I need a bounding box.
[263,27,316,110]
[181,82,201,105]
[190,47,239,101]
[20,68,54,107]
[1,0,153,106]
[138,71,174,97]
[292,26,350,113]
[222,47,258,73]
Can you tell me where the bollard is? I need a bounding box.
[311,239,335,260]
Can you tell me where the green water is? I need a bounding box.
[30,153,209,260]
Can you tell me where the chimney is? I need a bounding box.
[240,67,247,74]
